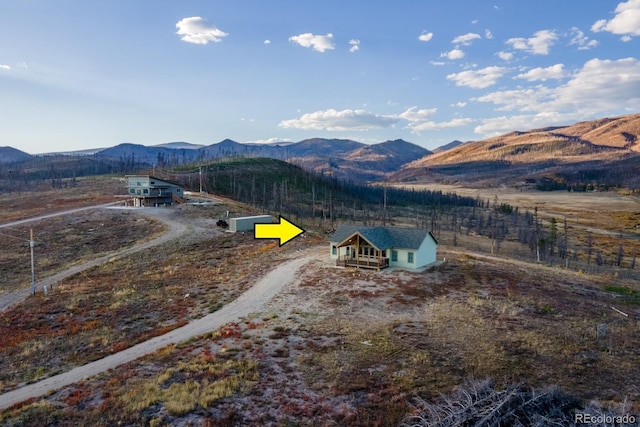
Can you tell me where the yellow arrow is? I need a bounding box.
[254,216,305,246]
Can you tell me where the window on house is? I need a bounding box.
[408,252,414,264]
[391,250,398,262]
[143,189,149,194]
[137,181,141,186]
[332,246,337,255]
[382,250,386,257]
[150,181,155,185]
[346,247,350,256]
[129,189,135,194]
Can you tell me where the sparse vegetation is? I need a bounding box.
[1,150,639,425]
[401,379,636,427]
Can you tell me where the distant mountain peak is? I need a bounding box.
[432,140,466,154]
[152,142,204,150]
[0,146,33,164]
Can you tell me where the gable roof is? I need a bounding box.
[330,225,437,250]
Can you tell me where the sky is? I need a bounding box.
[1,1,639,154]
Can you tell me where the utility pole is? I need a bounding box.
[199,166,203,193]
[30,228,36,295]
[383,185,387,226]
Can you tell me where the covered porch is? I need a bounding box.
[335,232,389,270]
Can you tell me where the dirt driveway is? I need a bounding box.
[0,206,192,311]
[0,254,313,410]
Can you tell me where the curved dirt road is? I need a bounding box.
[0,255,313,410]
[0,206,188,311]
[0,202,121,230]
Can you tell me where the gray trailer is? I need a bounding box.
[229,215,275,232]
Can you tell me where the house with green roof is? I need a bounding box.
[329,225,438,270]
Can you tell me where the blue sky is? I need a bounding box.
[1,1,639,154]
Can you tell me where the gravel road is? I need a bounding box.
[0,254,312,410]
[0,206,188,311]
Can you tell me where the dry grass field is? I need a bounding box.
[0,209,166,295]
[0,179,638,425]
[1,248,638,426]
[0,176,126,223]
[392,183,640,226]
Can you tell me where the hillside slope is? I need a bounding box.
[391,113,640,189]
[0,147,32,164]
[94,138,429,182]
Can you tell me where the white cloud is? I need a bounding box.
[474,113,580,136]
[472,19,479,24]
[452,32,481,45]
[278,105,474,134]
[279,109,397,131]
[349,39,360,52]
[418,31,434,42]
[398,106,438,122]
[551,57,640,114]
[289,33,335,52]
[473,86,555,112]
[441,48,465,60]
[506,29,558,55]
[497,51,514,61]
[515,64,569,81]
[568,27,598,50]
[452,102,467,108]
[244,137,292,144]
[430,60,446,66]
[474,57,640,127]
[446,66,508,89]
[395,107,474,134]
[592,0,640,40]
[408,117,476,133]
[176,17,228,45]
[0,64,10,70]
[264,39,271,45]
[485,29,494,39]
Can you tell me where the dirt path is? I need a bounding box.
[0,202,121,229]
[0,254,313,410]
[0,206,188,311]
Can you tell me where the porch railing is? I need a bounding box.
[336,256,389,269]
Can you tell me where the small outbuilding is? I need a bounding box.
[126,175,184,207]
[229,215,275,232]
[329,225,438,270]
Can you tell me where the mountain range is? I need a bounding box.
[390,113,640,188]
[2,113,639,188]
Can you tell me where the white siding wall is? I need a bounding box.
[389,248,414,269]
[329,243,337,259]
[385,237,437,269]
[416,235,437,267]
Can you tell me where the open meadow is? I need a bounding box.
[392,183,640,234]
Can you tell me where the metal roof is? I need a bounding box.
[329,225,436,250]
[126,175,183,188]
